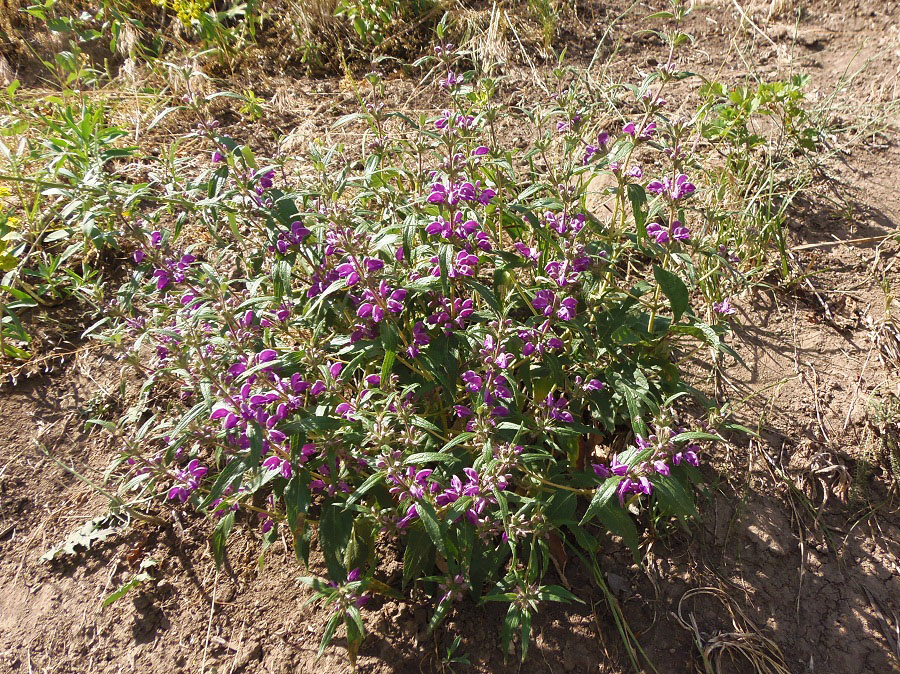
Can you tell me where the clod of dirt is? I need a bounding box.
[744,502,792,556]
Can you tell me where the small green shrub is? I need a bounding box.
[94,31,767,664]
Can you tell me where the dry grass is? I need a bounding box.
[0,54,12,86]
[674,586,792,674]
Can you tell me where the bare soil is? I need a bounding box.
[1,1,899,672]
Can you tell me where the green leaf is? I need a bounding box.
[404,452,458,465]
[198,457,245,511]
[416,501,446,558]
[652,265,689,323]
[428,598,452,633]
[581,477,619,524]
[343,470,385,508]
[438,432,475,453]
[501,605,521,661]
[671,431,720,443]
[102,576,142,606]
[285,473,310,533]
[537,584,582,603]
[651,475,697,518]
[318,611,342,657]
[345,604,366,645]
[520,609,532,661]
[273,259,291,299]
[463,278,502,314]
[627,183,647,230]
[411,416,442,433]
[344,518,374,572]
[402,527,434,588]
[380,347,396,384]
[211,511,235,568]
[595,501,640,559]
[319,504,354,580]
[102,559,157,607]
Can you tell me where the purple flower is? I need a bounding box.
[713,298,736,315]
[440,71,463,89]
[436,474,464,506]
[263,455,292,479]
[646,222,670,244]
[133,250,145,264]
[257,169,274,190]
[583,378,605,392]
[397,504,419,529]
[336,261,361,286]
[616,475,653,505]
[427,183,448,203]
[434,110,451,130]
[335,402,355,419]
[592,463,610,478]
[358,282,407,323]
[532,289,554,315]
[670,221,691,241]
[609,455,629,476]
[558,297,577,321]
[426,218,451,238]
[212,150,224,163]
[533,290,577,321]
[364,257,384,273]
[477,187,496,204]
[543,393,574,423]
[299,443,317,463]
[166,459,208,503]
[152,269,170,290]
[674,444,700,466]
[461,370,483,393]
[514,243,540,264]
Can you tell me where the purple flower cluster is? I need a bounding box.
[427,180,496,206]
[151,253,196,291]
[273,221,310,254]
[532,289,577,321]
[592,422,702,505]
[425,214,492,251]
[167,459,208,502]
[647,173,696,200]
[646,220,691,244]
[542,393,573,423]
[623,121,657,139]
[357,281,407,323]
[583,131,610,163]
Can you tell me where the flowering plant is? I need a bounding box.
[106,43,748,663]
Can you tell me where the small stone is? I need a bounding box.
[607,572,629,596]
